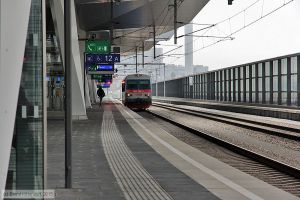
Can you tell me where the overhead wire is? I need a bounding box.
[167,0,295,65]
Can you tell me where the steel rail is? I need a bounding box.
[152,103,300,142]
[146,107,300,180]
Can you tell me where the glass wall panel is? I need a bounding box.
[291,75,297,91]
[7,0,44,193]
[265,77,270,91]
[226,81,229,91]
[258,78,262,91]
[282,92,287,105]
[258,63,263,77]
[240,80,243,91]
[281,58,287,74]
[281,75,287,91]
[273,77,278,91]
[258,93,262,102]
[252,64,256,77]
[265,62,270,76]
[273,60,278,75]
[240,67,244,78]
[246,66,249,78]
[246,81,249,92]
[273,92,278,104]
[291,92,297,105]
[222,80,225,92]
[252,79,256,91]
[291,57,297,73]
[266,92,270,103]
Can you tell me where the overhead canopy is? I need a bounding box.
[75,0,209,54]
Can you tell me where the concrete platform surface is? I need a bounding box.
[47,98,299,200]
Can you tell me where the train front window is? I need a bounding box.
[126,80,150,90]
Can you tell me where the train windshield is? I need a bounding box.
[126,80,150,90]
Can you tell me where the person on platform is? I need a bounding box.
[97,86,105,107]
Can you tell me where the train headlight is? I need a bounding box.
[126,93,132,97]
[145,93,150,97]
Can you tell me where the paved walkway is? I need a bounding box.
[47,105,125,199]
[47,100,298,200]
[47,101,218,200]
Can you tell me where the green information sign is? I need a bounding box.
[85,40,110,53]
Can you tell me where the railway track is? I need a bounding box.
[138,110,300,197]
[152,102,300,141]
[147,104,300,181]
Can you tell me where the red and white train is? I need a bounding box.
[121,74,152,109]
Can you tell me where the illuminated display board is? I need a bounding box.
[87,64,114,72]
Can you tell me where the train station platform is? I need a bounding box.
[47,98,299,200]
[153,97,300,121]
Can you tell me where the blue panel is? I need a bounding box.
[85,53,120,64]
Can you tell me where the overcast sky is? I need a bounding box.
[160,0,300,71]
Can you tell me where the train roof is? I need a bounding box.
[124,74,150,80]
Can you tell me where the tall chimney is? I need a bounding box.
[185,23,193,76]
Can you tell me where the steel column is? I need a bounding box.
[249,66,252,103]
[270,61,274,104]
[255,64,259,103]
[135,47,138,73]
[224,70,227,101]
[278,60,282,105]
[287,57,291,105]
[233,69,236,102]
[228,69,231,101]
[174,0,177,44]
[262,63,266,104]
[219,70,224,101]
[237,67,241,102]
[64,0,72,189]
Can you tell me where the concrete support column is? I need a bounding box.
[50,0,87,119]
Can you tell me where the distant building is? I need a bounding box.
[193,65,209,74]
